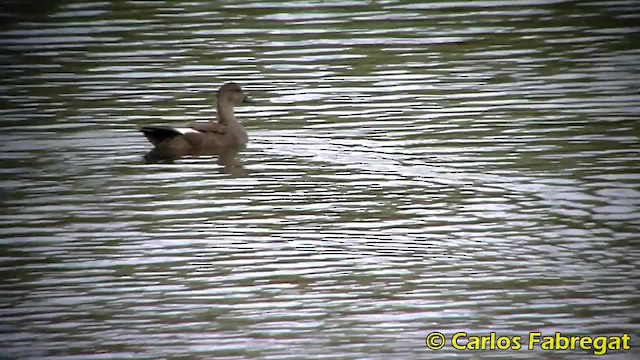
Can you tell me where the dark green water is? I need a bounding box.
[1,1,639,359]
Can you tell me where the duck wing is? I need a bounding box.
[139,123,227,147]
[189,122,227,134]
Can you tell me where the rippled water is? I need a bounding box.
[1,0,639,359]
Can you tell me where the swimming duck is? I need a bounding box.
[139,82,255,157]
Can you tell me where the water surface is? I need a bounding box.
[1,0,639,359]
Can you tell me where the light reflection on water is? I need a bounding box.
[1,0,639,359]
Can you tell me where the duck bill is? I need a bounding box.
[242,95,257,104]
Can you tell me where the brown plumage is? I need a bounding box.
[139,82,255,158]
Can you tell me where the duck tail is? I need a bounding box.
[139,125,181,145]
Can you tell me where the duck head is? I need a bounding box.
[217,82,255,105]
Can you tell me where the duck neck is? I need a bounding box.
[217,100,247,143]
[217,99,237,125]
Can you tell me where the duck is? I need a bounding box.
[139,82,255,157]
